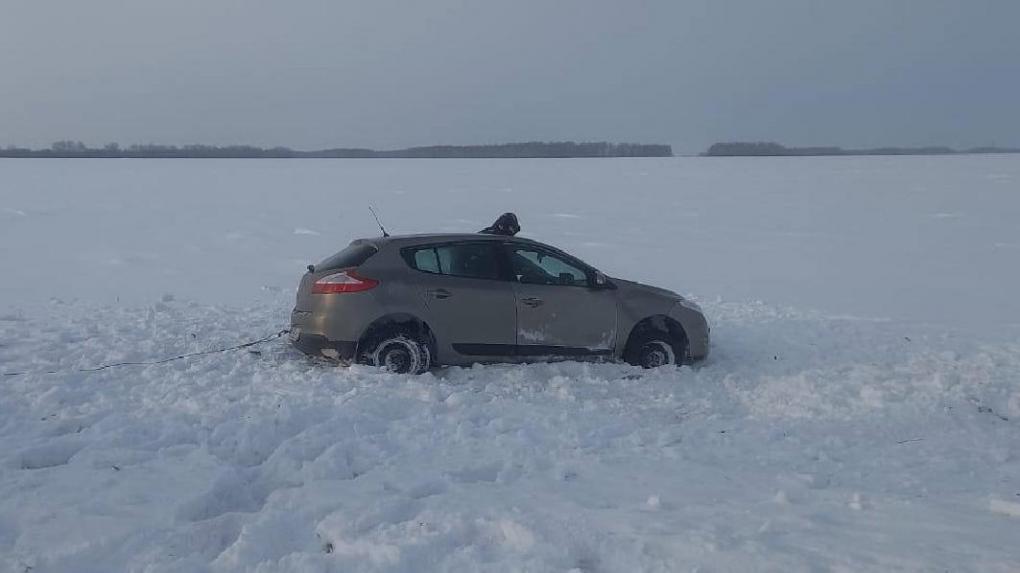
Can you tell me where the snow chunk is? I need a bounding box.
[989,498,1020,518]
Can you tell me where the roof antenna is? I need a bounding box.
[368,205,390,237]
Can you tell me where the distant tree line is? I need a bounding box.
[1,141,672,159]
[373,142,672,158]
[703,141,1020,157]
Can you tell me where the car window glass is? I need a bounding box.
[317,243,378,271]
[405,243,502,280]
[435,243,501,280]
[510,247,588,286]
[413,248,440,273]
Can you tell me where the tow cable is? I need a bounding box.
[2,329,290,377]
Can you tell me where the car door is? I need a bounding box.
[401,241,517,362]
[504,242,618,357]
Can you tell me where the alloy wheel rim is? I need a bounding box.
[382,346,412,372]
[373,337,422,373]
[640,341,674,368]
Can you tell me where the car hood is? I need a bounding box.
[612,278,705,316]
[611,277,684,301]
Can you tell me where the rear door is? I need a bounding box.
[401,241,517,361]
[504,243,618,357]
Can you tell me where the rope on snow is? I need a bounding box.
[2,329,290,377]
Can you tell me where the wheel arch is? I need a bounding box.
[357,313,436,356]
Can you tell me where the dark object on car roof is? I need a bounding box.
[479,212,521,236]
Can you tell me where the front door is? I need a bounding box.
[504,243,618,357]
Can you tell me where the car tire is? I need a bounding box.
[626,331,686,368]
[364,331,432,374]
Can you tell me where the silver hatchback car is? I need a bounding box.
[290,222,709,374]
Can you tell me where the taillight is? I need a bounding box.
[311,269,379,294]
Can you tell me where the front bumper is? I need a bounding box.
[669,301,710,361]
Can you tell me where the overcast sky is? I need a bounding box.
[2,0,1018,153]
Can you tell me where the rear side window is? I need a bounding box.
[413,248,441,273]
[403,242,503,280]
[317,242,378,271]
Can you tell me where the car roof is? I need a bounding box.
[359,233,543,247]
[347,232,597,270]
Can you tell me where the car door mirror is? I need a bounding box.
[592,270,610,289]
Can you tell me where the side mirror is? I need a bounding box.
[593,270,609,288]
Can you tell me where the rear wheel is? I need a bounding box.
[363,332,432,374]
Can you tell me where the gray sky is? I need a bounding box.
[2,0,1018,153]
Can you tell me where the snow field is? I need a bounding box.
[2,156,1020,570]
[1,293,1018,571]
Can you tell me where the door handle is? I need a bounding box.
[521,297,544,307]
[429,288,452,299]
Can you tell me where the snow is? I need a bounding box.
[990,499,1020,519]
[2,156,1020,571]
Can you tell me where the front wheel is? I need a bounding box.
[365,333,432,374]
[625,332,686,368]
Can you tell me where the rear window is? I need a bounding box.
[317,242,378,271]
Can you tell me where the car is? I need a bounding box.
[289,219,709,374]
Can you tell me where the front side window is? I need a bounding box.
[508,246,589,287]
[404,242,503,280]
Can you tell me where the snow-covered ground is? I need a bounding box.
[1,157,1019,571]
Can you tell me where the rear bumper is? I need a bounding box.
[290,329,357,361]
